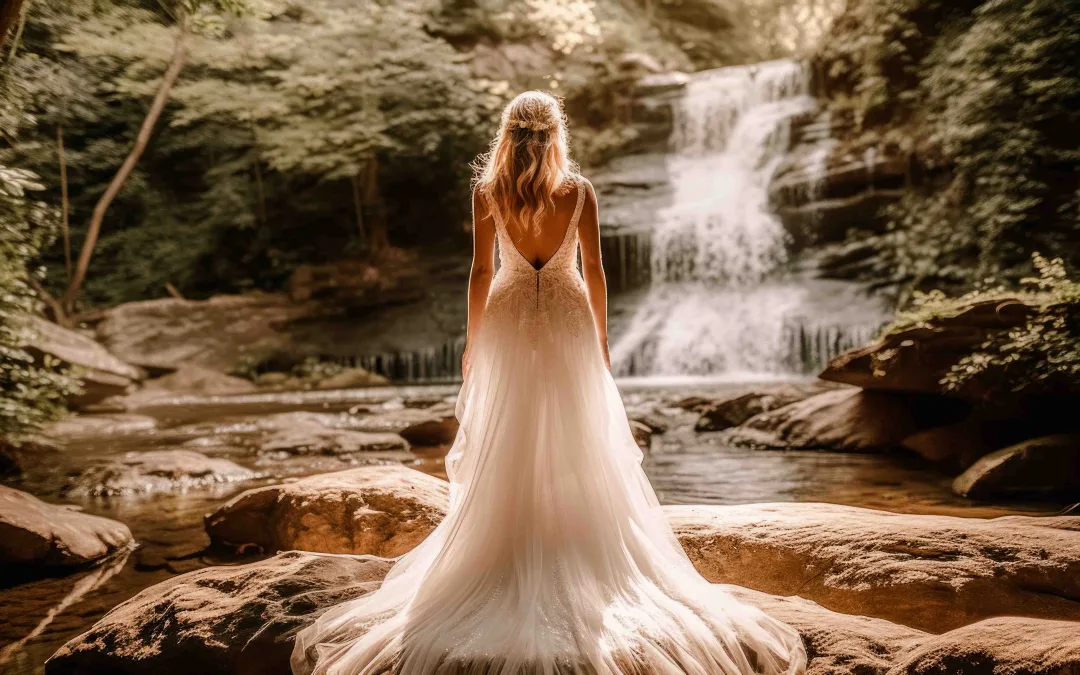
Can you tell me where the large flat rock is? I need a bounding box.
[21,316,144,406]
[46,551,1080,675]
[92,295,304,372]
[668,502,1080,632]
[0,485,133,568]
[205,465,449,557]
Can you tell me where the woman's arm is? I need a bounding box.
[577,179,610,369]
[464,188,496,376]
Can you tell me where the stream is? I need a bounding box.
[0,379,1065,674]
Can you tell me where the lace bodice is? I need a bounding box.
[485,175,593,344]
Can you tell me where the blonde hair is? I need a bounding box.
[475,90,577,236]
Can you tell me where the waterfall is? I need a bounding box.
[611,60,884,378]
[653,60,812,284]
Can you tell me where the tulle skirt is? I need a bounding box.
[291,292,806,675]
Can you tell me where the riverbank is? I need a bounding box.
[1,379,1070,674]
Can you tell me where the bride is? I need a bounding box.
[291,91,807,675]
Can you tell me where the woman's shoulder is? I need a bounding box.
[556,172,595,197]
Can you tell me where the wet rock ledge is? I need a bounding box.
[44,467,1080,675]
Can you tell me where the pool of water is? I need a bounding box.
[0,380,1063,673]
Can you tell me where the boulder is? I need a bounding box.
[0,485,133,568]
[191,466,1080,636]
[675,395,716,413]
[695,385,819,432]
[20,315,144,407]
[668,502,1080,633]
[45,551,392,675]
[953,434,1080,500]
[92,294,305,372]
[249,412,409,456]
[627,410,670,435]
[205,465,449,557]
[629,419,653,448]
[45,551,1080,675]
[63,450,258,497]
[819,298,1035,399]
[314,367,390,390]
[726,388,965,453]
[397,406,459,447]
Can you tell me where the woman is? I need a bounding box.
[292,91,806,675]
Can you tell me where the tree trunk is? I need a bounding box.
[0,0,26,53]
[3,0,27,64]
[362,156,389,255]
[351,172,367,250]
[62,27,188,312]
[57,124,72,281]
[247,118,267,227]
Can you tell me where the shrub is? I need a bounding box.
[890,254,1080,399]
[0,166,81,438]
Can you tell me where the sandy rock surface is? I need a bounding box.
[46,551,1080,675]
[46,551,391,675]
[669,502,1080,632]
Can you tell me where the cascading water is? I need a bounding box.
[612,59,884,378]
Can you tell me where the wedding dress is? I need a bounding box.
[291,175,806,675]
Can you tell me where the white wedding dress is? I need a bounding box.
[291,176,806,675]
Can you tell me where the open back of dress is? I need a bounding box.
[291,175,807,675]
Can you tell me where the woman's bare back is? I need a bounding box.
[499,181,581,271]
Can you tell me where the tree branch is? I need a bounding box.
[62,26,189,312]
[0,0,26,54]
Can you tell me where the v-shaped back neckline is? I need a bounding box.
[501,176,583,273]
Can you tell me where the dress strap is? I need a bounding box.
[567,175,586,239]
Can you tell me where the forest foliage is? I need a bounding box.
[890,254,1080,400]
[817,0,1080,292]
[0,75,80,438]
[4,0,811,309]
